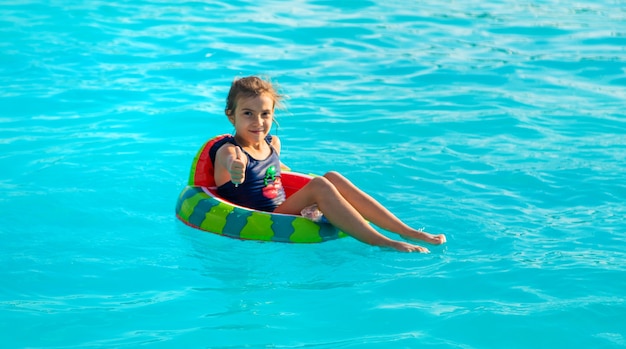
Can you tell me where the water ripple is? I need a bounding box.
[3,0,626,348]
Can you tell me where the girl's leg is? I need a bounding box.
[274,176,429,253]
[322,172,446,245]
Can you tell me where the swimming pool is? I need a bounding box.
[2,0,625,347]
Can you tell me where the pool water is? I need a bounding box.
[2,1,626,348]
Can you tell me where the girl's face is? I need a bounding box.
[228,94,275,146]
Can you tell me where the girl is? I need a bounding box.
[212,76,446,252]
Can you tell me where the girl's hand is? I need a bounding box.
[229,146,246,186]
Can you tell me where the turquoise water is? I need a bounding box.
[2,0,626,347]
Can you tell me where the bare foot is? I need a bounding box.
[402,229,446,245]
[386,241,430,253]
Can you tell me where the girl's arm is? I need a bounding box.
[214,143,248,186]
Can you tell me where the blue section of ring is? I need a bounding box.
[189,196,218,229]
[221,206,249,239]
[318,223,342,241]
[266,214,296,242]
[175,186,200,214]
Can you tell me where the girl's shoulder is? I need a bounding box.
[209,135,237,163]
[267,135,281,153]
[266,134,280,144]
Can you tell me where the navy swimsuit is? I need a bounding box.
[209,135,286,212]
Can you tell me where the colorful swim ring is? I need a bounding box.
[175,135,347,243]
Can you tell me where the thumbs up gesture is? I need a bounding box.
[229,146,246,186]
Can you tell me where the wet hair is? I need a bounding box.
[225,76,283,116]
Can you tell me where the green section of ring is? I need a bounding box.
[239,211,275,241]
[175,186,233,235]
[176,188,205,223]
[290,218,323,243]
[199,201,233,234]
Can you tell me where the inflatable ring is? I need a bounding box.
[175,135,347,243]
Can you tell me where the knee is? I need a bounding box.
[323,171,343,183]
[310,175,337,195]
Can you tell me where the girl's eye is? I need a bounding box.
[241,111,272,119]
